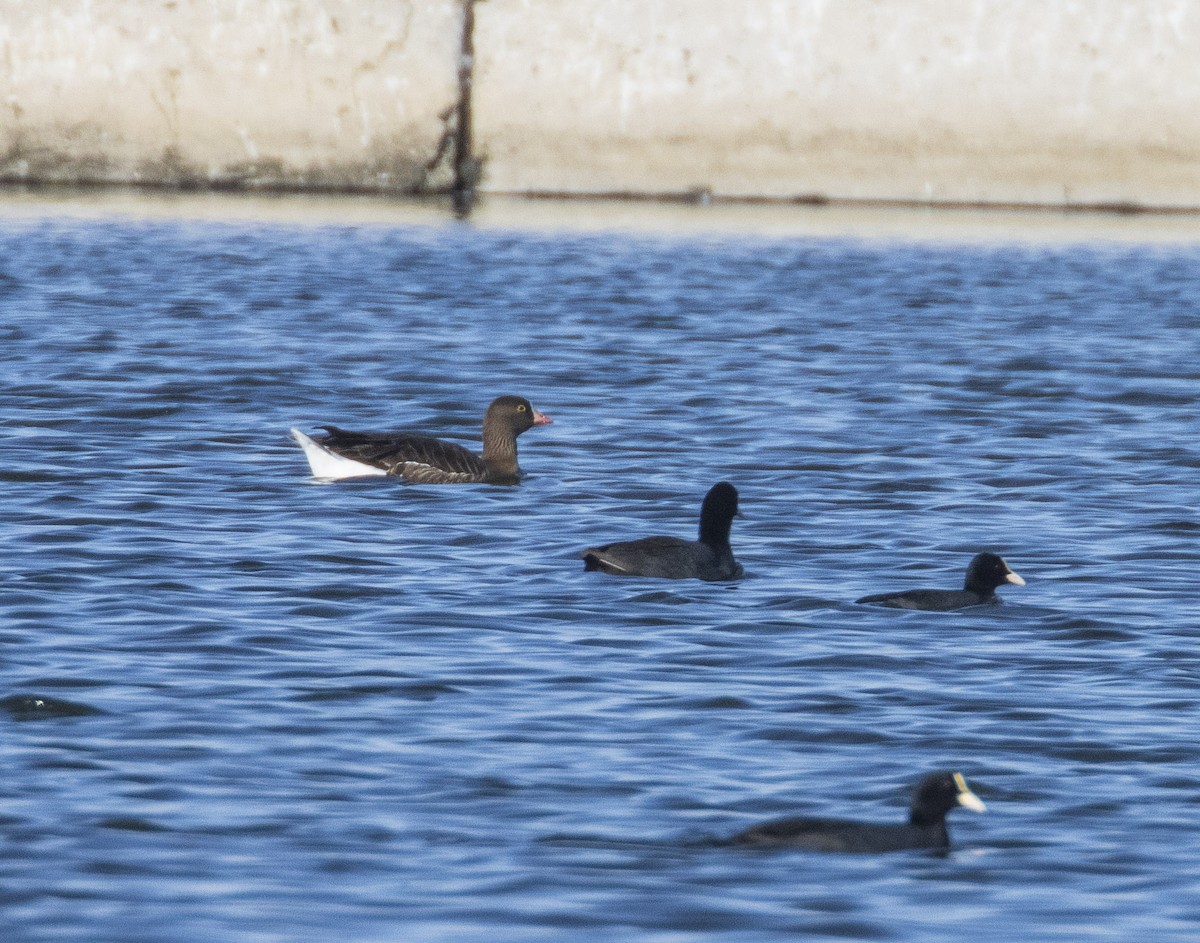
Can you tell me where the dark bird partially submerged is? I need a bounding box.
[580,481,743,581]
[856,552,1025,611]
[292,395,552,483]
[733,770,986,853]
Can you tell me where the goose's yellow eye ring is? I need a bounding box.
[517,404,527,412]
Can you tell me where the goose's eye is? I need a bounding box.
[517,404,527,412]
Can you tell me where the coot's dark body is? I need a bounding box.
[580,482,743,582]
[856,552,1024,610]
[733,771,986,853]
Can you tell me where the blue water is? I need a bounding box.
[1,207,1198,942]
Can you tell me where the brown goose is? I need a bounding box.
[291,395,552,483]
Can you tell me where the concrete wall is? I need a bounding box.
[3,0,1200,207]
[476,0,1200,207]
[0,1,461,191]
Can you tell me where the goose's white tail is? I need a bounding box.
[290,428,388,480]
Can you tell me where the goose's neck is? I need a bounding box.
[481,418,519,475]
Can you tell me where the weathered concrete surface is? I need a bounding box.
[475,0,1200,207]
[4,1,1200,207]
[0,1,461,191]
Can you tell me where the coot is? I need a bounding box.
[856,552,1024,610]
[292,395,552,483]
[580,482,743,581]
[733,770,986,853]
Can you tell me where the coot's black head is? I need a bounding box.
[963,552,1025,594]
[698,481,740,547]
[909,771,986,827]
[485,395,553,436]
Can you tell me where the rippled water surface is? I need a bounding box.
[2,203,1199,942]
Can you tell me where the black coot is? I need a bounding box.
[856,552,1024,610]
[580,482,743,581]
[733,770,986,853]
[292,395,552,483]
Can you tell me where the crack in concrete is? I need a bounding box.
[451,0,479,217]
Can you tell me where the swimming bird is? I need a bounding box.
[732,770,986,853]
[855,552,1025,611]
[291,395,552,483]
[580,482,743,581]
